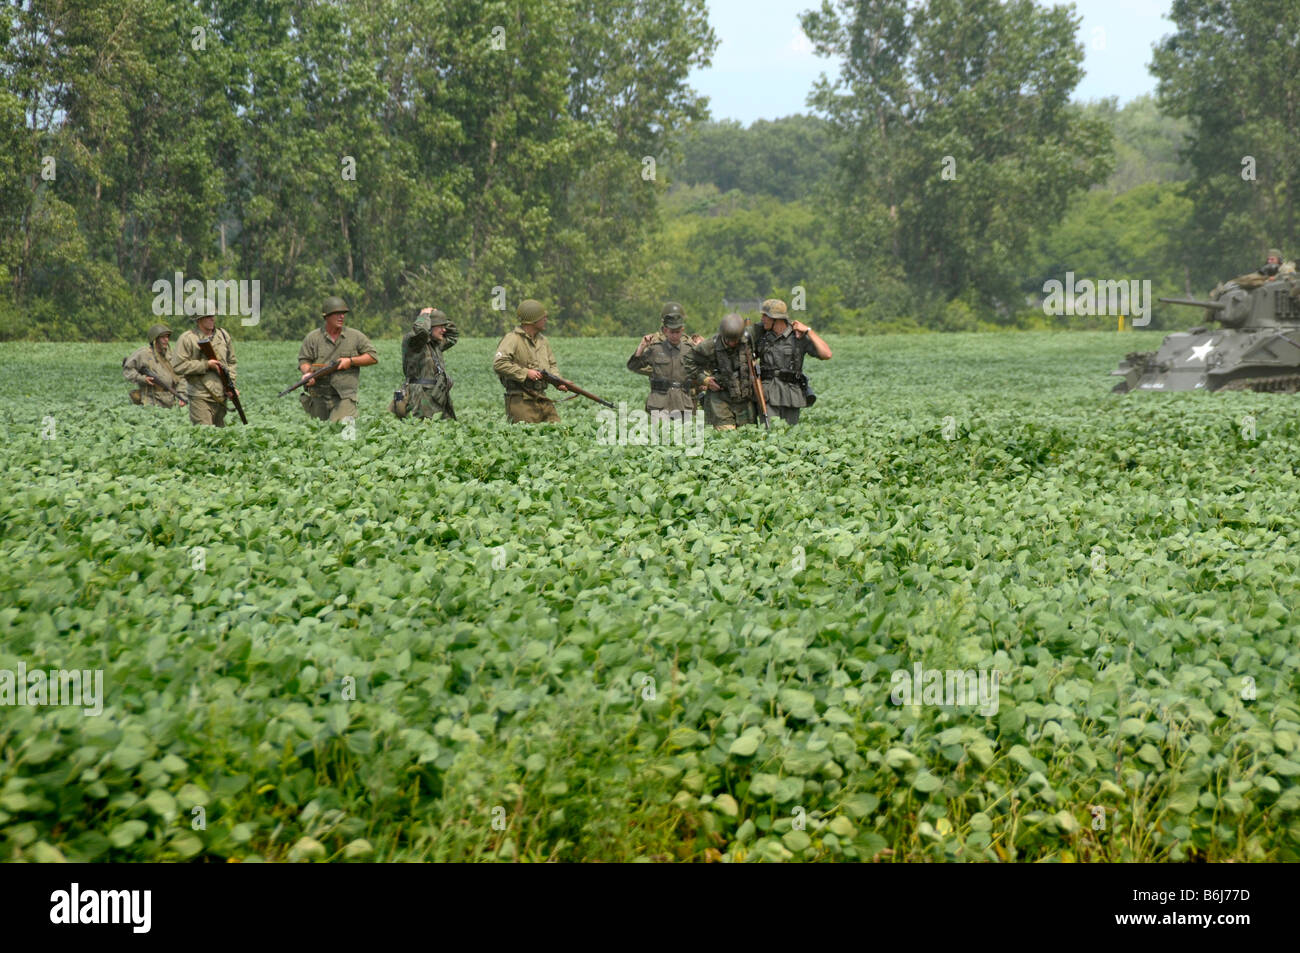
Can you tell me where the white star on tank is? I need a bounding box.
[1187,340,1215,363]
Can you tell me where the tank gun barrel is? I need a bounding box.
[1158,297,1227,311]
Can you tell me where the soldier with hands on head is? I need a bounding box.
[754,297,832,425]
[394,307,458,419]
[685,313,760,431]
[173,300,238,427]
[493,298,567,423]
[627,301,696,418]
[123,323,185,408]
[295,296,379,422]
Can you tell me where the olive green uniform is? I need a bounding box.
[1212,259,1298,299]
[173,327,237,427]
[684,331,759,428]
[123,341,183,408]
[757,326,819,425]
[493,325,561,423]
[297,326,379,421]
[400,316,459,419]
[627,331,696,415]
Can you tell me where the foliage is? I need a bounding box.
[655,94,1204,333]
[802,0,1114,314]
[1021,182,1197,324]
[2,336,1298,862]
[0,0,716,340]
[1079,95,1192,194]
[671,116,836,202]
[1151,0,1300,278]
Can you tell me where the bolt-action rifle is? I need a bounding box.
[197,338,247,424]
[143,370,187,406]
[744,327,770,431]
[278,359,341,398]
[540,369,615,409]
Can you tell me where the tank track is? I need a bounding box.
[1217,375,1300,394]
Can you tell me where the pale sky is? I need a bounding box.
[689,0,1175,124]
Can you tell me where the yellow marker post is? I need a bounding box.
[1118,314,1125,332]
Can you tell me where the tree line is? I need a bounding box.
[2,0,1296,340]
[1,0,716,340]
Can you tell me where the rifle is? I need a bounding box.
[145,372,187,406]
[197,337,247,424]
[278,359,341,398]
[539,369,615,409]
[744,327,770,431]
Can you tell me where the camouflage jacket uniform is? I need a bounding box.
[173,327,237,403]
[627,331,695,413]
[298,326,378,401]
[401,318,459,418]
[685,331,759,401]
[757,326,819,408]
[122,343,183,407]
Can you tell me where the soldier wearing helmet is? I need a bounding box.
[754,298,832,426]
[172,299,239,426]
[1269,249,1296,277]
[493,299,567,423]
[294,296,380,422]
[627,301,699,418]
[1259,249,1286,277]
[394,307,459,419]
[1212,248,1298,299]
[123,323,184,408]
[684,313,760,430]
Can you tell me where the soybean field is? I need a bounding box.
[2,332,1298,862]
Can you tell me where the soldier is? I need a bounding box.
[123,323,184,408]
[1213,249,1297,298]
[493,299,567,423]
[294,296,379,422]
[627,302,696,418]
[1257,249,1297,277]
[394,307,459,420]
[173,300,239,427]
[755,298,832,426]
[685,313,760,431]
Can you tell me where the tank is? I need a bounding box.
[1111,275,1300,392]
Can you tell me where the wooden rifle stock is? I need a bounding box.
[539,369,615,409]
[197,337,247,424]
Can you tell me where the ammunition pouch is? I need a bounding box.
[760,369,807,385]
[390,387,410,419]
[129,389,143,405]
[758,368,815,405]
